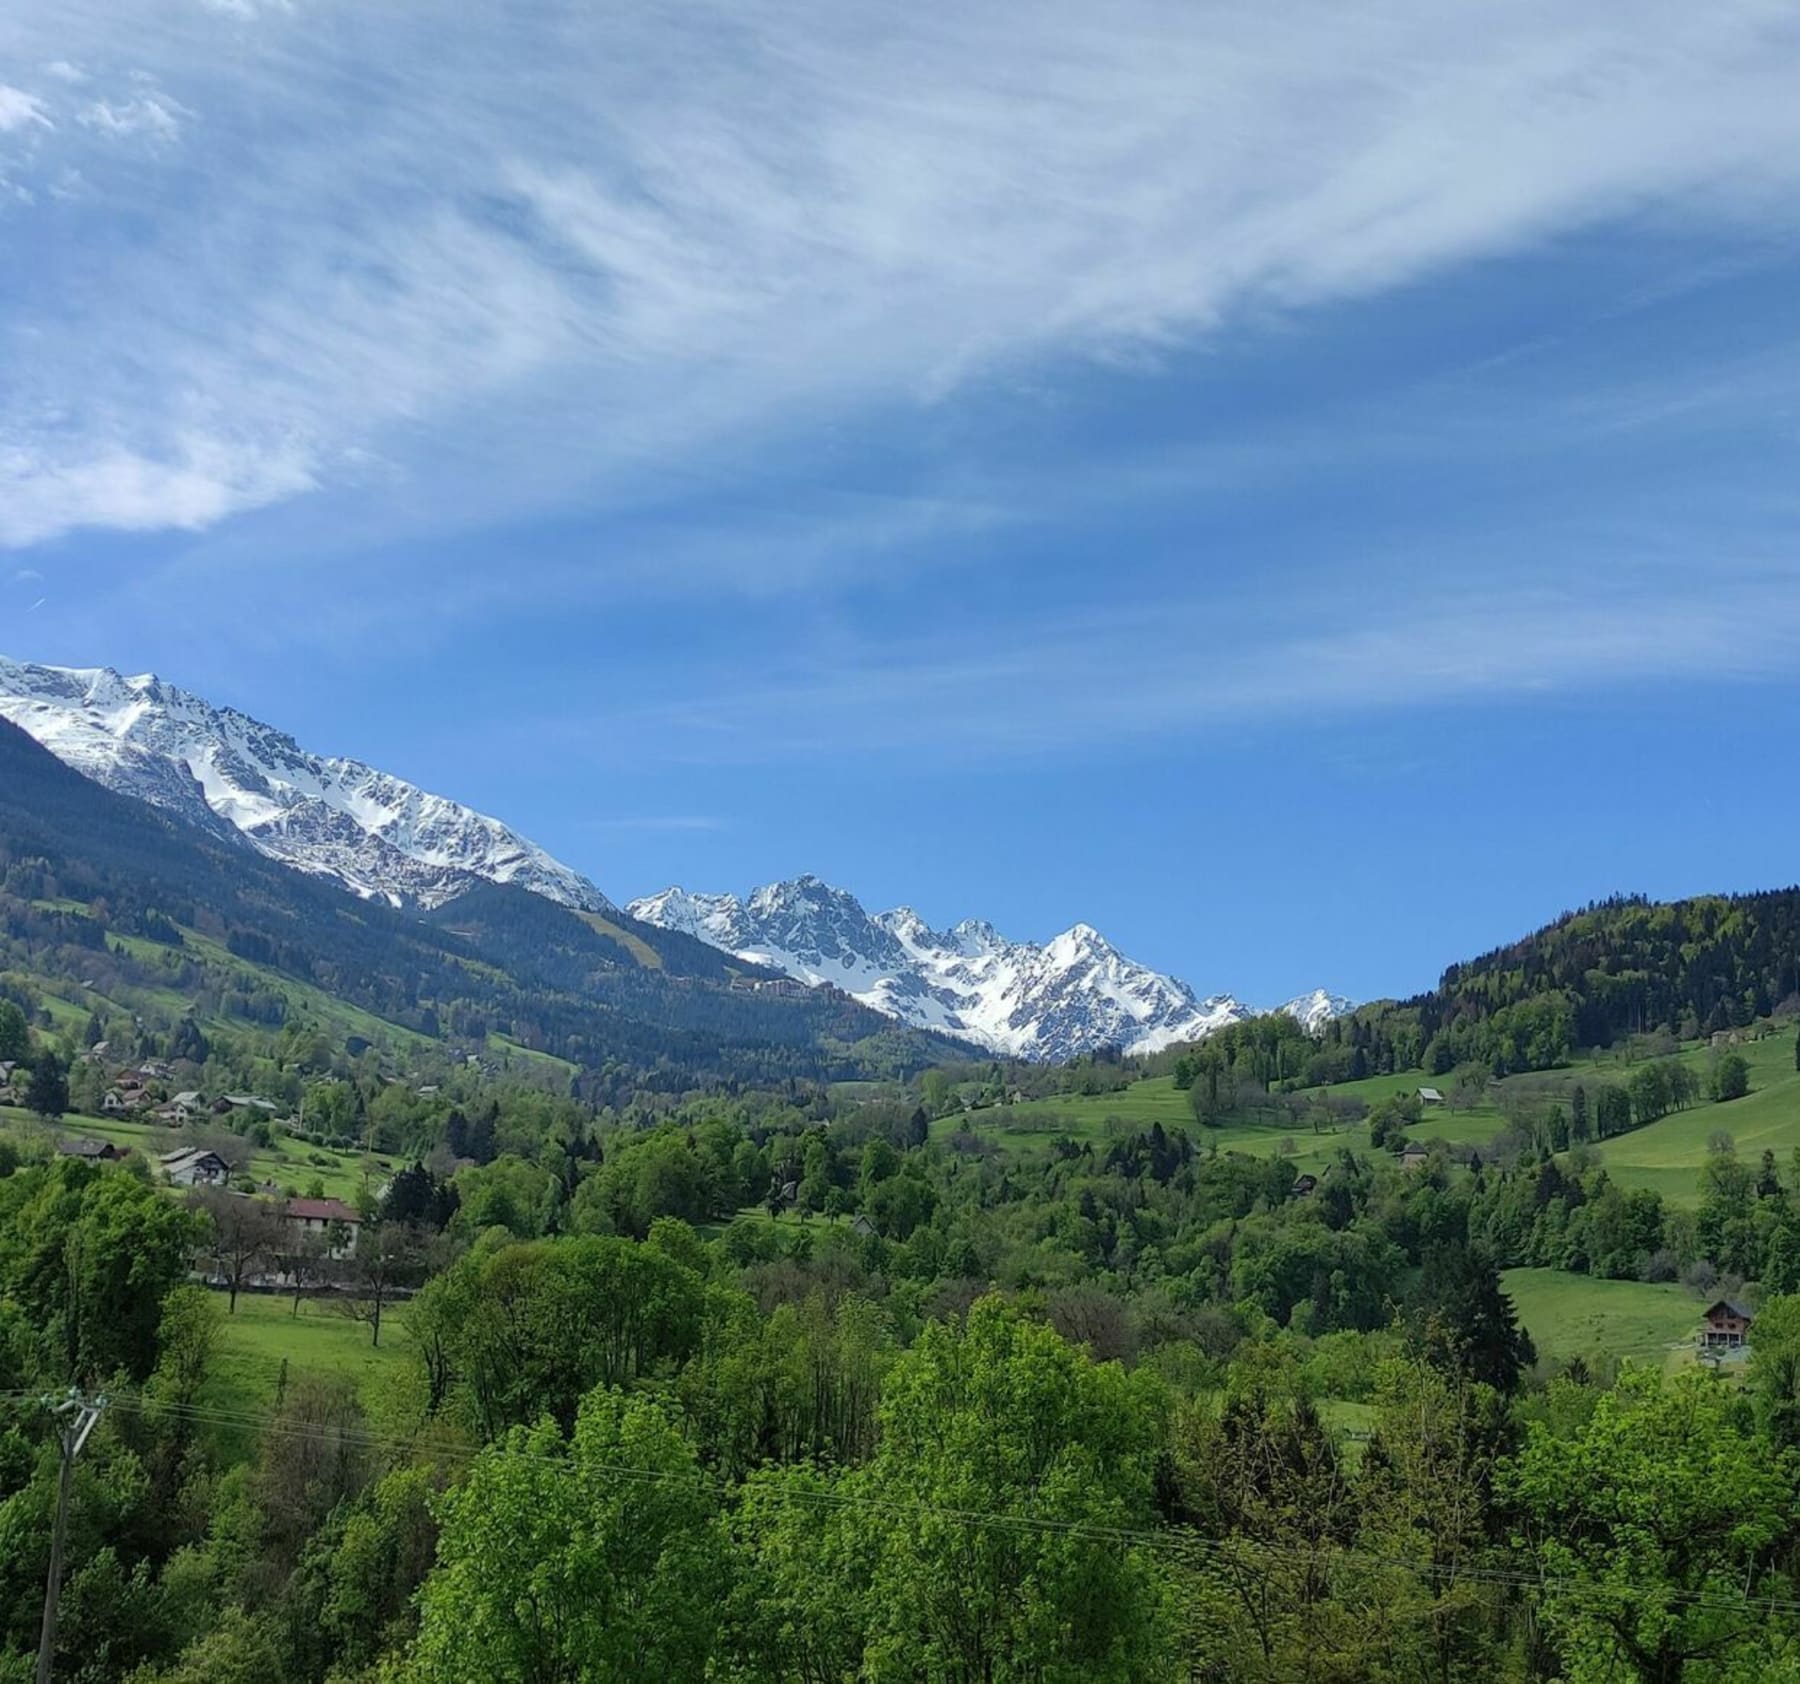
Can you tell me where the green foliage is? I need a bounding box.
[27,1049,69,1120]
[407,1389,722,1683]
[413,1235,706,1436]
[0,1159,204,1384]
[1710,1050,1751,1102]
[0,1000,27,1062]
[1409,1244,1536,1392]
[1503,1368,1799,1683]
[849,1298,1174,1681]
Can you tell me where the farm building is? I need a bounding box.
[1699,1299,1754,1352]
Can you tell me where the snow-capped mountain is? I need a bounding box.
[0,657,613,914]
[629,876,1336,1061]
[1279,989,1356,1033]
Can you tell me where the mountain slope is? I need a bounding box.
[0,656,611,914]
[630,876,1269,1060]
[0,720,979,1087]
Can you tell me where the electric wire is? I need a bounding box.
[7,1384,1797,1619]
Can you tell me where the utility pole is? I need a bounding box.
[35,1389,106,1684]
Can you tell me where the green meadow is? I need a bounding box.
[211,1291,409,1406]
[1501,1266,1701,1372]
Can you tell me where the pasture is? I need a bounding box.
[1501,1266,1700,1372]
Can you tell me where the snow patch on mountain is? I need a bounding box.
[0,656,614,914]
[628,875,1336,1062]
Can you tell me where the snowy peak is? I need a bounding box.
[629,876,1269,1061]
[1280,988,1356,1033]
[0,656,614,915]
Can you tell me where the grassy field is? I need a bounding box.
[201,1292,413,1454]
[1594,1033,1800,1205]
[1502,1266,1701,1371]
[933,1093,1352,1178]
[212,1291,410,1405]
[933,1027,1800,1209]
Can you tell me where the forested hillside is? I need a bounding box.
[0,720,973,1088]
[1288,890,1800,1082]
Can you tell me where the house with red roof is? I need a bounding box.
[282,1196,362,1259]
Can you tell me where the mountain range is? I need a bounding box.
[0,655,1347,1060]
[629,878,1349,1061]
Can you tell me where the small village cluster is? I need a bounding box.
[53,1131,364,1263]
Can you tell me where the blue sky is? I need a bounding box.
[4,0,1800,1006]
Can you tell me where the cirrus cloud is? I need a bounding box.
[0,0,1798,559]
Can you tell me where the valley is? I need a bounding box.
[6,652,1800,1683]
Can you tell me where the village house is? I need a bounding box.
[160,1146,233,1188]
[1400,1144,1430,1172]
[57,1137,125,1161]
[156,1091,207,1125]
[1417,1086,1445,1106]
[1699,1298,1755,1353]
[216,1094,280,1117]
[282,1196,361,1259]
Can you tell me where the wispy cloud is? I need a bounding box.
[533,559,1800,765]
[76,87,185,144]
[1,0,1799,552]
[0,85,50,132]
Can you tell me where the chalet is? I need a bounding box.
[1400,1144,1430,1172]
[101,1089,130,1114]
[1417,1087,1445,1107]
[850,1213,878,1238]
[1700,1299,1755,1352]
[57,1137,124,1161]
[160,1146,232,1188]
[136,1061,174,1081]
[282,1197,361,1259]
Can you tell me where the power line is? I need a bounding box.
[31,1387,1795,1622]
